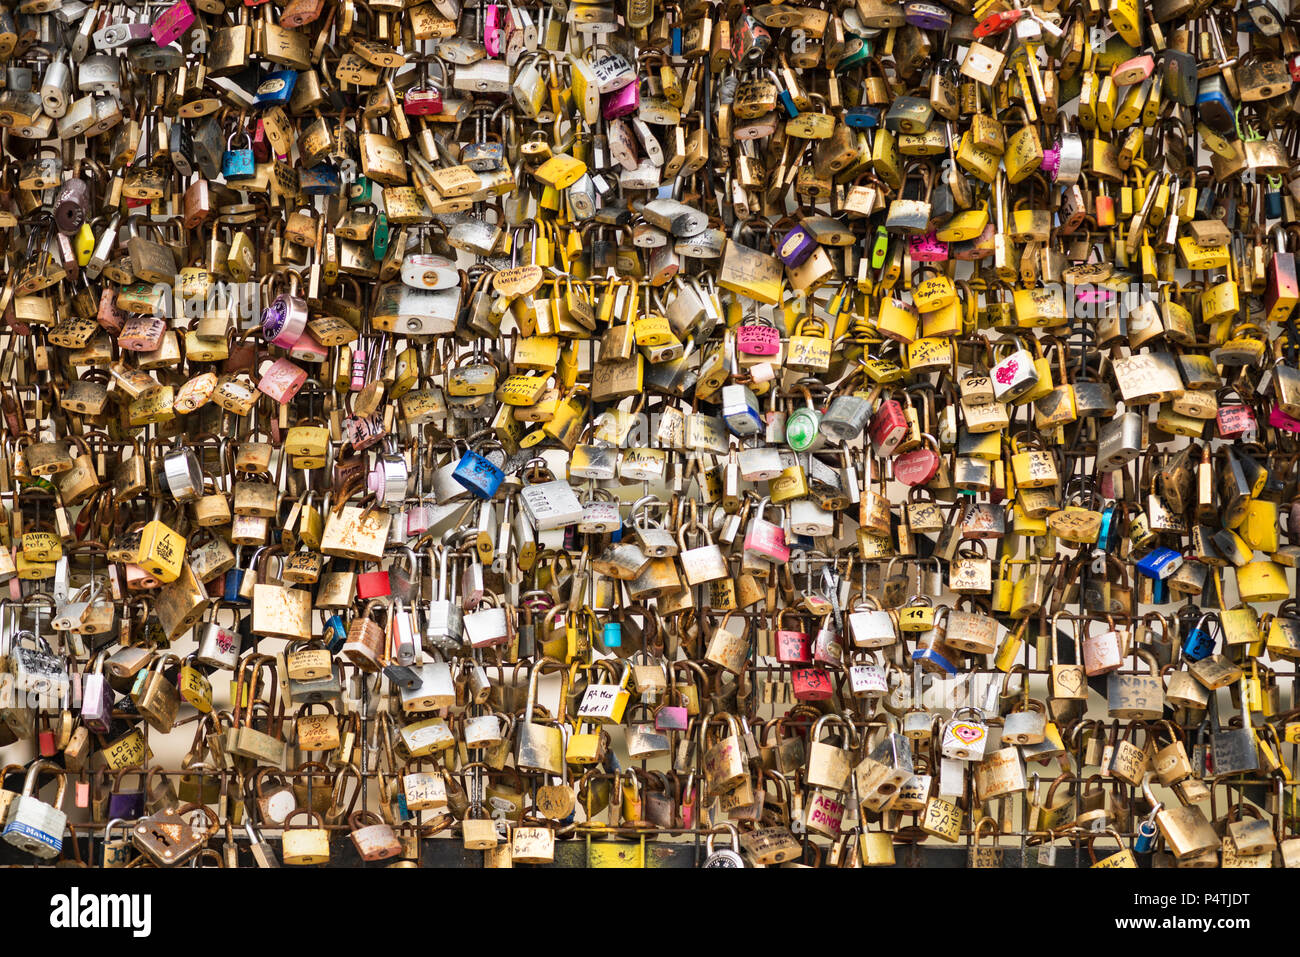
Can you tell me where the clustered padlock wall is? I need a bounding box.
[0,0,1293,870]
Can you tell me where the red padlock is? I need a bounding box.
[868,395,909,456]
[38,716,57,757]
[792,667,834,701]
[356,569,391,599]
[974,7,1023,36]
[774,610,812,664]
[404,85,444,116]
[251,119,274,162]
[893,435,942,487]
[1215,393,1257,439]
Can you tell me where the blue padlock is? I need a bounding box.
[1182,612,1215,662]
[1134,817,1158,854]
[1194,75,1234,134]
[1135,546,1182,580]
[778,87,798,118]
[912,643,958,676]
[221,132,255,180]
[392,792,413,823]
[1150,577,1168,604]
[720,384,762,437]
[1097,503,1117,551]
[670,25,682,56]
[452,448,504,499]
[323,614,348,653]
[223,561,248,606]
[844,107,881,129]
[254,69,297,109]
[1265,178,1284,219]
[300,163,342,195]
[603,622,622,649]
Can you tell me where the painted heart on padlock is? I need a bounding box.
[950,722,985,744]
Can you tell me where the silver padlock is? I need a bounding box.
[518,476,583,531]
[39,52,71,116]
[399,658,456,712]
[2,761,68,859]
[77,53,120,94]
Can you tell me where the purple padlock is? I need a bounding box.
[151,0,195,46]
[903,0,952,29]
[655,703,690,732]
[601,81,640,120]
[261,290,308,349]
[777,223,817,267]
[908,231,949,263]
[80,667,114,734]
[107,773,146,821]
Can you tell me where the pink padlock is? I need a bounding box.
[1270,404,1300,433]
[601,80,640,120]
[1081,623,1123,676]
[1073,285,1114,304]
[484,3,502,57]
[737,316,781,356]
[257,357,308,403]
[406,502,434,536]
[118,316,167,352]
[742,497,789,562]
[908,231,949,263]
[151,0,195,46]
[124,563,160,591]
[98,287,125,333]
[1039,146,1061,181]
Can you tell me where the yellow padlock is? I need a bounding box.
[137,506,187,584]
